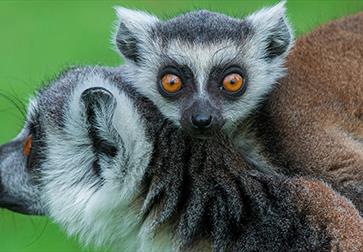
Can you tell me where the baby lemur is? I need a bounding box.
[0,2,362,251]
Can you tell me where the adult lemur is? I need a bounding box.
[0,2,362,251]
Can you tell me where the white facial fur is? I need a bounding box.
[39,73,158,250]
[116,1,293,132]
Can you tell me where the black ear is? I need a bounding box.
[246,1,293,60]
[114,7,159,63]
[0,128,44,215]
[80,87,118,172]
[81,87,115,112]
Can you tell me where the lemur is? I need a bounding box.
[0,2,362,251]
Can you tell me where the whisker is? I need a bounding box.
[0,90,26,119]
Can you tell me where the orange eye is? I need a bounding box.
[222,73,244,93]
[23,135,32,156]
[161,74,182,94]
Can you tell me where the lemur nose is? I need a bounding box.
[191,113,212,128]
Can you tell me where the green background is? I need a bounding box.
[0,0,362,251]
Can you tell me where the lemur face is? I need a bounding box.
[116,2,293,138]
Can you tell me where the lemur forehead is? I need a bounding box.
[165,40,242,70]
[155,10,252,45]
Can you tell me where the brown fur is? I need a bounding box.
[258,13,363,211]
[289,178,363,251]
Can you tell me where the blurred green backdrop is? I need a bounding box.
[0,0,362,251]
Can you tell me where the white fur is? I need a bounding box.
[115,7,159,29]
[246,1,289,35]
[40,73,166,250]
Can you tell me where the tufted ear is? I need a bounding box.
[245,1,293,60]
[114,7,159,63]
[80,87,118,164]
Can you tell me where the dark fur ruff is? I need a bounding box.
[136,121,331,251]
[106,69,333,251]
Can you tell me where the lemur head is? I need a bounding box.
[116,1,293,138]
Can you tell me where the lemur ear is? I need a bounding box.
[114,7,159,63]
[80,87,118,160]
[245,1,293,59]
[81,87,115,111]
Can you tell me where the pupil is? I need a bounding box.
[230,79,236,85]
[170,80,175,85]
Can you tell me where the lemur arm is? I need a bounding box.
[287,177,363,251]
[234,172,363,251]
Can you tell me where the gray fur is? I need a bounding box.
[155,10,252,45]
[0,123,43,214]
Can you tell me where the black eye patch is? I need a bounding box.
[26,122,45,173]
[157,63,195,99]
[207,64,248,99]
